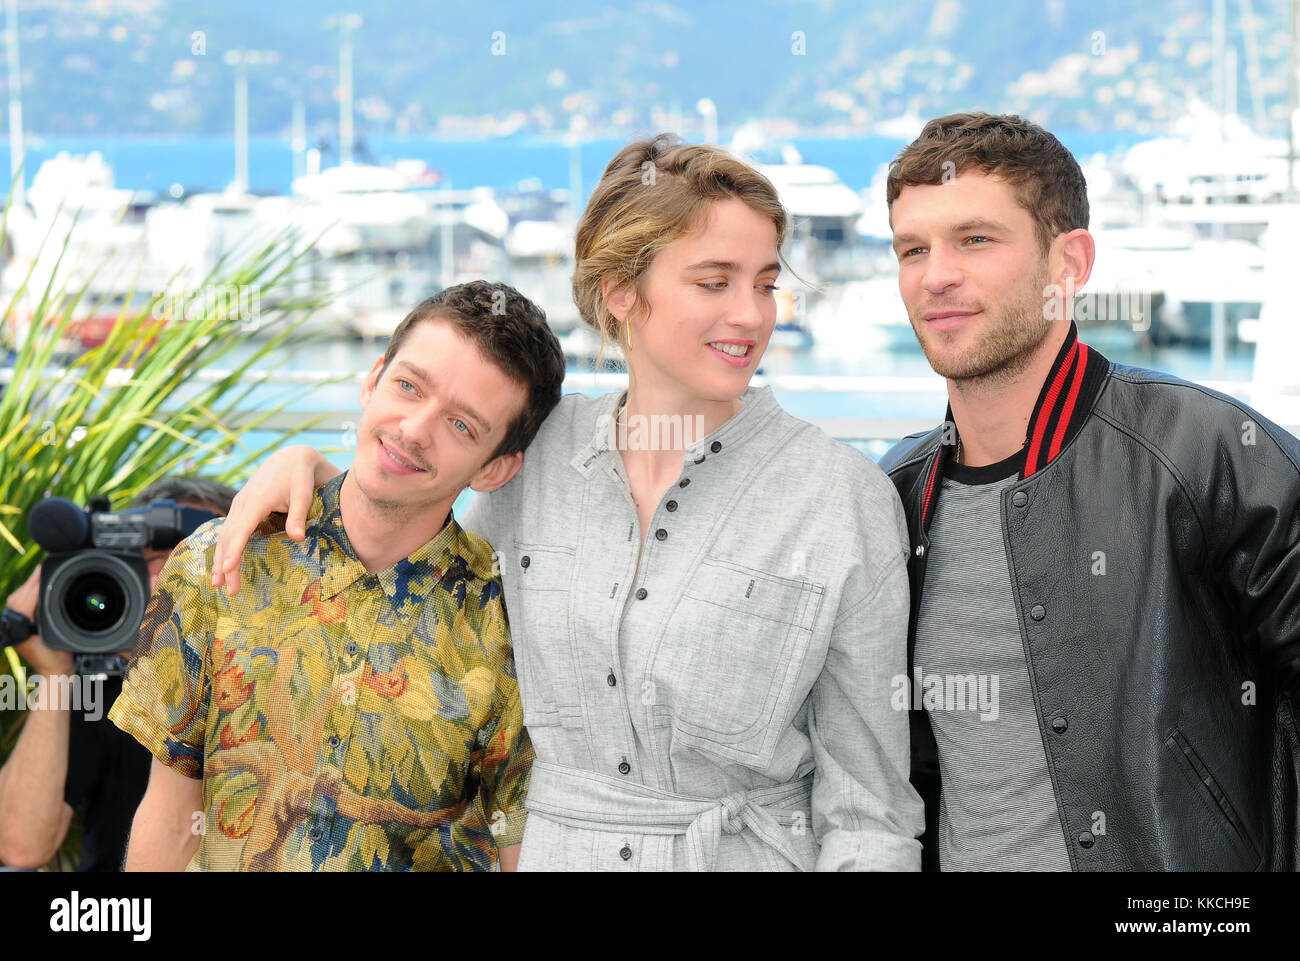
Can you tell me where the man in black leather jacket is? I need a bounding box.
[878,112,1300,871]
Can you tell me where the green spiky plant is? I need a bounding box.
[0,191,343,868]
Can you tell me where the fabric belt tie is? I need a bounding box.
[524,759,813,871]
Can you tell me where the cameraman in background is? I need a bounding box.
[0,477,235,871]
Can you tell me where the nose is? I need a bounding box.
[399,403,440,450]
[921,246,964,296]
[726,282,768,331]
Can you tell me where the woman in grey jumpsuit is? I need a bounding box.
[217,134,924,870]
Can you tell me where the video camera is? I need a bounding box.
[29,496,217,670]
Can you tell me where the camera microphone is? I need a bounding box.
[29,498,90,553]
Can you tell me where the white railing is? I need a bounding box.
[7,368,1298,443]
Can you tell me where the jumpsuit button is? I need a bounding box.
[654,529,667,541]
[618,760,631,775]
[520,555,531,568]
[635,588,647,600]
[665,500,678,512]
[678,478,690,488]
[607,673,617,687]
[619,845,632,861]
[710,441,722,453]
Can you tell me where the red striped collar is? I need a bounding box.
[918,323,1109,528]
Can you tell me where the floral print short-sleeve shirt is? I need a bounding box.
[109,473,532,871]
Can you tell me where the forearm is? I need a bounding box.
[0,675,74,866]
[498,843,520,872]
[123,766,203,871]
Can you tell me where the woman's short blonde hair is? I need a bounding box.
[572,133,787,365]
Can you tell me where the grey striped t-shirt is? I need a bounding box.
[914,471,1072,872]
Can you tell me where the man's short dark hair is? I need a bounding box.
[382,281,566,461]
[131,477,236,515]
[886,112,1090,252]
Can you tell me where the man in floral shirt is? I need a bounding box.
[109,282,565,871]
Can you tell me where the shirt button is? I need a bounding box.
[1012,491,1028,507]
[520,555,531,568]
[710,441,722,453]
[1029,605,1046,621]
[607,672,617,687]
[619,844,632,861]
[654,528,667,541]
[1050,716,1068,734]
[307,826,323,842]
[678,478,691,488]
[618,760,631,775]
[362,575,378,589]
[1078,832,1096,849]
[665,500,678,512]
[345,642,359,656]
[635,588,647,600]
[328,734,341,748]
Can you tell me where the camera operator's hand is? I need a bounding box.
[5,568,73,678]
[212,445,340,595]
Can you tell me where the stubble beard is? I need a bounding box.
[912,263,1056,389]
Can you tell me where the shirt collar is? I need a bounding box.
[570,385,781,476]
[306,472,468,622]
[917,322,1111,529]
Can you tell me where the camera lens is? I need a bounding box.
[64,572,127,633]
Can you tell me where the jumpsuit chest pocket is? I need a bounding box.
[511,544,581,722]
[657,559,825,765]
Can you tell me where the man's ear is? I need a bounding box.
[602,277,635,324]
[1053,228,1096,295]
[360,356,385,409]
[469,450,524,494]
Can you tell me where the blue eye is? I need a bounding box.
[452,419,470,435]
[397,379,415,392]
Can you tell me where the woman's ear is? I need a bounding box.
[603,277,634,324]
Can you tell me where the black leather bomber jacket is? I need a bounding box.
[878,323,1300,871]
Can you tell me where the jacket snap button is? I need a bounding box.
[1078,832,1095,849]
[520,555,530,568]
[1012,491,1028,507]
[655,529,667,541]
[710,441,722,453]
[635,588,648,600]
[619,845,632,861]
[1030,604,1046,621]
[665,500,678,512]
[678,478,691,488]
[1050,716,1068,734]
[618,760,631,775]
[607,672,617,687]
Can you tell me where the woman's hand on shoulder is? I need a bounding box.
[211,445,340,594]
